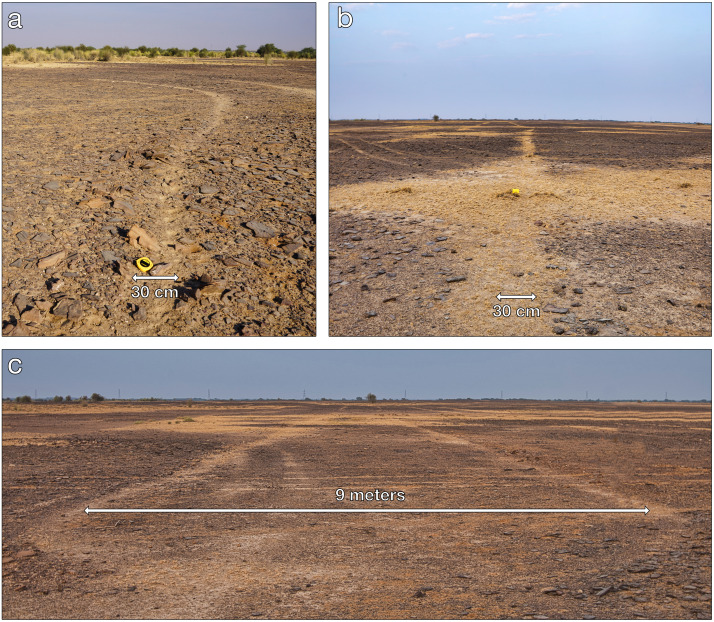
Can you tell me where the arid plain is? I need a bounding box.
[330,120,711,336]
[3,59,315,336]
[3,400,710,619]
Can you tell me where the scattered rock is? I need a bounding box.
[42,181,60,191]
[245,221,276,238]
[38,250,67,270]
[543,304,569,314]
[127,224,161,252]
[101,250,120,263]
[446,276,467,283]
[51,299,82,320]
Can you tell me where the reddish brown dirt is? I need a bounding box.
[3,401,711,619]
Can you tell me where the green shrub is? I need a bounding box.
[90,393,105,402]
[98,47,114,62]
[16,395,32,403]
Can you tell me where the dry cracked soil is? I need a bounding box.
[3,60,315,336]
[2,400,711,619]
[329,120,711,336]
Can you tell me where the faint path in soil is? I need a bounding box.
[89,78,232,291]
[405,423,675,517]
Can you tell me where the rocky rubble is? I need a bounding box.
[3,61,315,336]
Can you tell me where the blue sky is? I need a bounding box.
[330,3,711,121]
[2,350,710,401]
[2,3,315,50]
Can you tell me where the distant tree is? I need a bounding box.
[433,115,439,122]
[148,48,159,58]
[198,48,209,58]
[98,45,114,62]
[2,44,17,55]
[256,43,281,57]
[224,47,233,58]
[190,47,199,53]
[235,44,247,57]
[90,393,105,402]
[16,396,32,403]
[366,393,377,404]
[137,45,148,53]
[115,46,130,57]
[298,47,316,59]
[287,50,299,59]
[65,395,72,402]
[52,396,63,403]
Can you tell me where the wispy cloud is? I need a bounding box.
[437,37,463,49]
[381,29,408,36]
[392,41,416,50]
[514,33,554,39]
[494,12,536,21]
[438,33,494,48]
[546,3,582,12]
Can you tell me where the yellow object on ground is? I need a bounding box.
[136,257,153,273]
[512,188,520,196]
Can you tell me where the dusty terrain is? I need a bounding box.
[329,120,711,336]
[3,400,710,619]
[3,60,315,336]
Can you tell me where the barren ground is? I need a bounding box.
[3,59,315,336]
[3,400,710,619]
[329,120,712,336]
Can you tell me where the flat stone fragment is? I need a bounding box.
[245,220,276,238]
[543,304,569,314]
[127,224,161,252]
[446,276,467,283]
[38,250,66,270]
[42,181,60,191]
[51,298,82,320]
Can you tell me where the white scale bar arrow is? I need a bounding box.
[86,506,649,515]
[497,293,536,301]
[132,274,179,282]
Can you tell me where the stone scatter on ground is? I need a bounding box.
[3,61,315,336]
[2,400,710,619]
[329,119,711,336]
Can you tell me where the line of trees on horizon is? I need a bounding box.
[3,395,710,403]
[2,43,316,62]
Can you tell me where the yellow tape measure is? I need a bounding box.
[136,257,153,273]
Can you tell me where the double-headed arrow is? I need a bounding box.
[496,293,536,301]
[86,506,649,515]
[132,274,178,282]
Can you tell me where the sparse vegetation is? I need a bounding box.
[387,186,413,194]
[366,393,377,403]
[15,395,31,403]
[90,393,105,402]
[2,43,315,65]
